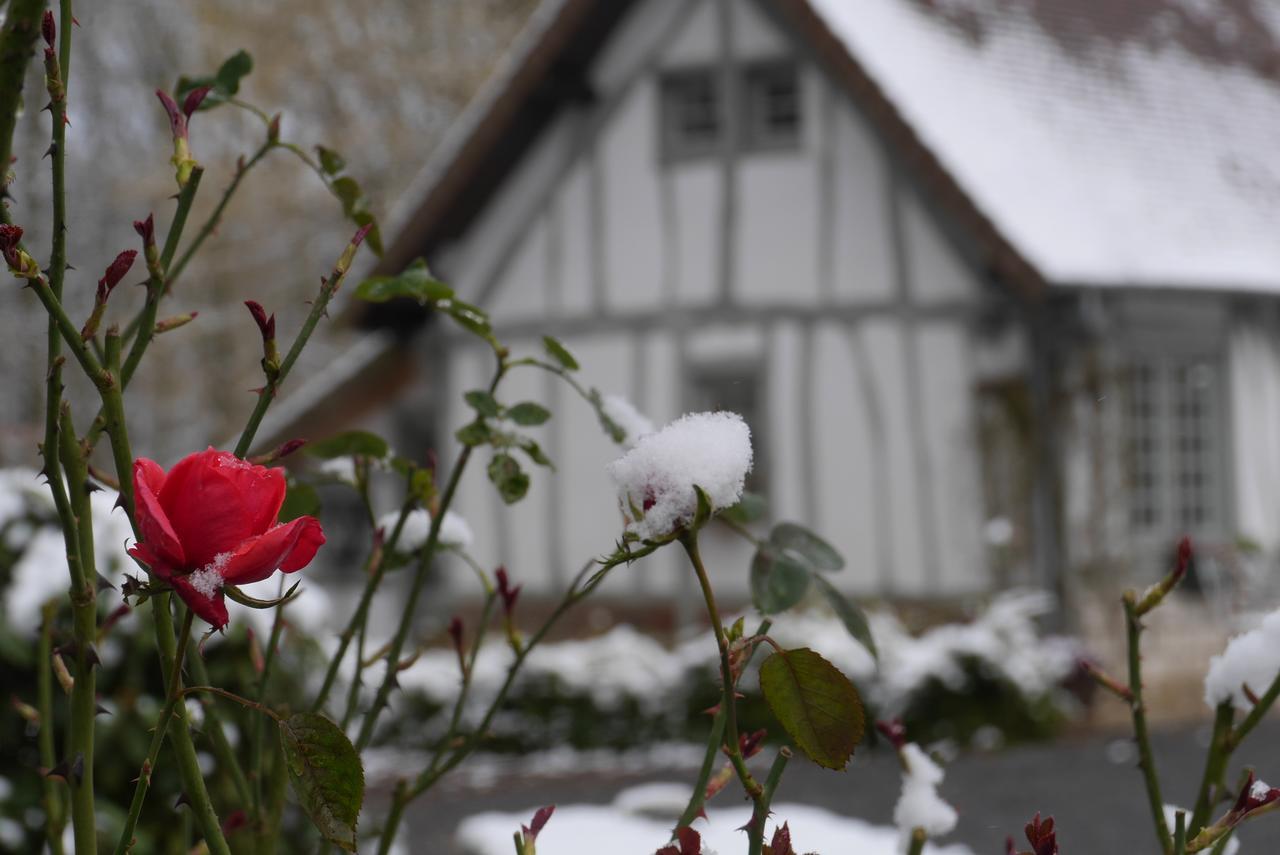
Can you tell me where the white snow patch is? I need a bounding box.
[1250,779,1273,801]
[894,743,959,841]
[316,457,358,483]
[456,788,974,855]
[607,411,752,541]
[378,508,473,552]
[188,552,232,599]
[1204,609,1280,711]
[601,394,655,448]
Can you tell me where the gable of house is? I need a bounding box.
[419,0,1008,604]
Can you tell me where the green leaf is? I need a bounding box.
[721,491,768,525]
[488,453,530,504]
[279,713,364,852]
[588,388,626,443]
[354,259,453,305]
[811,576,878,661]
[444,299,493,341]
[215,50,253,96]
[306,431,389,460]
[506,402,551,426]
[316,145,347,176]
[750,546,812,614]
[770,523,844,572]
[279,481,321,522]
[759,647,864,770]
[518,438,553,468]
[455,421,492,448]
[465,390,502,418]
[542,336,579,371]
[331,177,363,218]
[692,484,713,530]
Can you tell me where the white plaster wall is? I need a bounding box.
[902,189,981,303]
[660,0,715,66]
[554,162,596,317]
[812,322,880,593]
[733,0,789,58]
[862,319,929,594]
[667,164,720,306]
[736,151,821,305]
[767,321,807,521]
[830,92,895,302]
[917,322,988,592]
[602,81,666,314]
[487,218,549,324]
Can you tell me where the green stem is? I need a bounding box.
[113,609,195,855]
[59,407,98,855]
[679,530,767,855]
[164,141,273,293]
[370,561,612,855]
[354,442,476,749]
[1174,811,1187,855]
[38,602,67,855]
[1226,668,1280,752]
[152,598,232,855]
[250,582,287,822]
[119,167,203,388]
[1190,703,1234,835]
[233,225,367,457]
[0,0,45,212]
[186,652,253,810]
[906,828,927,855]
[312,501,414,714]
[1124,593,1173,855]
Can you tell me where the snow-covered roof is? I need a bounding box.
[807,0,1280,292]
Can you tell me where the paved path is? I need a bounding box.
[399,720,1280,853]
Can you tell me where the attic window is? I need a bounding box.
[743,61,801,150]
[660,69,721,160]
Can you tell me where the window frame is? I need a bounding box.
[657,66,724,163]
[682,359,769,499]
[740,59,803,152]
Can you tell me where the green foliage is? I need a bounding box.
[759,647,864,770]
[541,336,579,371]
[488,453,530,504]
[315,146,347,176]
[353,259,452,304]
[507,401,552,426]
[770,523,844,572]
[750,547,812,614]
[721,491,767,525]
[465,390,502,418]
[174,49,254,110]
[306,430,388,460]
[811,576,877,661]
[279,712,365,853]
[279,479,321,522]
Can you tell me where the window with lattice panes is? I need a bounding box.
[659,68,722,161]
[743,60,801,150]
[1125,356,1226,547]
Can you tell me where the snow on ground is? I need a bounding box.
[454,782,975,855]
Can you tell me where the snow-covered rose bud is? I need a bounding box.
[607,411,753,542]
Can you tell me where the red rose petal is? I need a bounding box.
[132,460,185,567]
[220,516,325,587]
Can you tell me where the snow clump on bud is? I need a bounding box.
[607,411,752,542]
[1204,609,1280,712]
[378,508,473,552]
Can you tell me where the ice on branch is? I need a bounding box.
[1204,609,1280,711]
[606,411,752,542]
[600,394,654,448]
[379,508,474,552]
[893,743,958,842]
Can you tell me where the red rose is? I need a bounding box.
[127,448,325,628]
